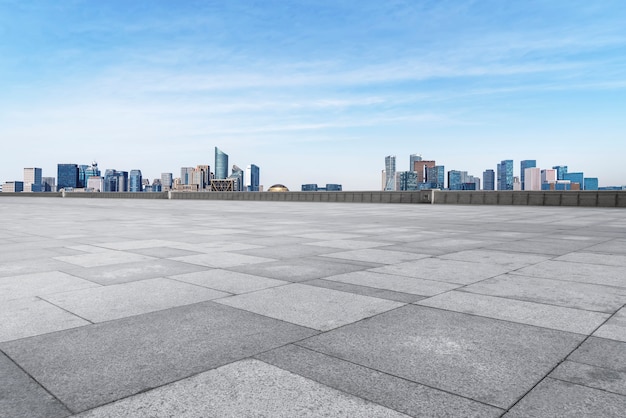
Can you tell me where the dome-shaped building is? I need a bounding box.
[267,184,289,192]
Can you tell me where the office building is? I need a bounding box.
[398,171,419,191]
[541,169,557,184]
[129,170,143,192]
[384,155,396,191]
[104,169,128,192]
[87,176,104,192]
[245,164,260,191]
[414,160,436,184]
[215,147,229,179]
[196,165,211,190]
[57,164,79,191]
[524,167,542,191]
[409,154,422,171]
[520,160,536,190]
[563,172,584,190]
[152,179,162,192]
[23,167,42,192]
[42,177,55,192]
[2,181,24,192]
[553,165,568,180]
[301,184,342,191]
[497,160,514,190]
[584,178,599,191]
[181,167,194,185]
[483,169,495,191]
[426,165,445,189]
[447,170,467,191]
[227,165,244,191]
[161,173,173,191]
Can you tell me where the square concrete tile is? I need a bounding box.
[371,258,510,285]
[584,239,626,255]
[228,257,374,282]
[462,274,626,313]
[323,270,459,296]
[127,246,204,258]
[216,283,404,331]
[304,239,393,250]
[304,279,426,303]
[0,352,71,418]
[0,297,89,342]
[94,239,175,250]
[0,258,77,278]
[556,251,626,267]
[53,251,156,268]
[234,243,339,259]
[417,291,610,334]
[0,301,317,413]
[257,345,503,417]
[0,271,100,302]
[550,360,626,396]
[170,269,289,294]
[299,304,583,409]
[511,260,626,288]
[440,249,551,269]
[76,359,408,418]
[296,232,366,240]
[42,278,230,322]
[171,252,276,268]
[61,259,208,285]
[593,307,626,342]
[568,337,626,372]
[504,378,626,417]
[321,248,430,264]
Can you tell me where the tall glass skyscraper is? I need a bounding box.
[57,164,79,191]
[161,173,173,190]
[497,160,514,190]
[384,155,396,191]
[129,170,143,192]
[215,147,229,179]
[520,160,536,190]
[398,171,418,191]
[553,165,568,180]
[409,154,422,171]
[483,169,495,190]
[245,164,260,191]
[426,165,445,189]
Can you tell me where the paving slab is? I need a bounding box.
[555,251,626,267]
[568,337,626,372]
[504,378,626,417]
[511,260,626,288]
[228,257,375,282]
[0,297,89,342]
[258,344,502,417]
[216,283,404,331]
[593,307,626,342]
[0,351,71,418]
[233,243,340,259]
[0,271,100,302]
[298,304,584,409]
[171,252,276,268]
[42,278,230,322]
[440,249,551,269]
[53,251,156,268]
[76,359,409,418]
[303,278,425,303]
[461,274,626,313]
[483,239,593,256]
[550,360,626,396]
[170,269,289,294]
[0,258,78,278]
[323,270,460,296]
[371,257,511,285]
[320,248,430,264]
[304,239,394,250]
[584,239,626,255]
[417,291,610,334]
[126,246,204,258]
[0,301,317,413]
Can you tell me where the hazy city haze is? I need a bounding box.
[1,1,625,189]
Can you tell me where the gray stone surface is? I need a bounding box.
[170,269,289,294]
[216,283,403,331]
[76,360,409,418]
[0,352,71,418]
[42,277,230,322]
[505,378,626,417]
[0,297,89,342]
[257,344,504,417]
[417,291,610,334]
[2,198,626,417]
[0,301,316,412]
[461,273,626,313]
[323,270,460,296]
[593,307,626,342]
[299,305,583,409]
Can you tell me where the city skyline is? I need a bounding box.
[1,1,625,189]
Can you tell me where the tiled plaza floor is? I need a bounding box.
[1,197,625,417]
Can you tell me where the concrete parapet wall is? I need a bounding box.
[0,192,62,197]
[432,191,625,207]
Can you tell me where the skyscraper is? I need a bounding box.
[23,167,42,192]
[129,170,143,192]
[553,165,568,180]
[228,165,244,191]
[497,160,514,190]
[181,167,194,185]
[398,171,418,191]
[161,173,173,191]
[426,165,445,189]
[483,169,495,191]
[384,155,396,191]
[409,154,422,170]
[57,164,79,191]
[215,147,229,179]
[245,164,260,191]
[524,167,542,191]
[520,160,536,190]
[414,160,436,184]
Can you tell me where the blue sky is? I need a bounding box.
[1,0,625,189]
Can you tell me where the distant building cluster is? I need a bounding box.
[383,154,608,191]
[301,184,342,191]
[2,147,262,193]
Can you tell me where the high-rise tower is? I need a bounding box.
[384,155,396,191]
[215,147,229,179]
